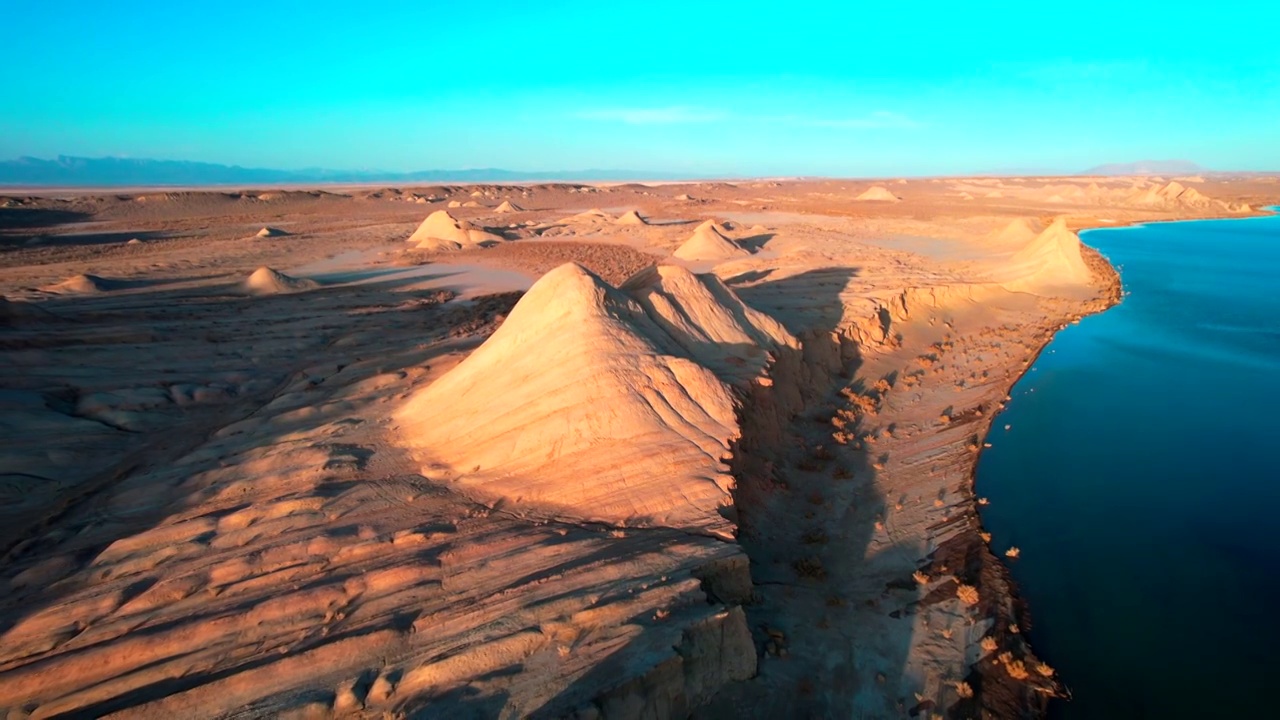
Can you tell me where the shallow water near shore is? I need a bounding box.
[976,210,1280,718]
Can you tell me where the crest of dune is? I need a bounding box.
[407,210,503,250]
[447,200,462,208]
[255,227,286,238]
[1000,218,1093,293]
[1176,186,1213,208]
[395,262,797,535]
[562,208,613,222]
[243,267,319,295]
[494,200,523,213]
[855,186,900,202]
[43,274,113,294]
[673,220,750,262]
[616,209,648,225]
[1126,185,1167,207]
[1157,181,1187,199]
[993,217,1044,245]
[408,211,470,244]
[1126,181,1216,209]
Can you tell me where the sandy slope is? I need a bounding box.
[0,176,1275,718]
[396,263,794,537]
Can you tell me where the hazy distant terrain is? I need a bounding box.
[0,155,696,187]
[1085,160,1205,176]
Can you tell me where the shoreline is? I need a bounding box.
[966,207,1280,718]
[958,239,1123,716]
[955,206,1279,715]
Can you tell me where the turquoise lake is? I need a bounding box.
[975,210,1280,718]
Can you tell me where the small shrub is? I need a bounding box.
[794,556,827,581]
[980,636,998,652]
[956,584,980,605]
[912,570,929,585]
[954,681,974,699]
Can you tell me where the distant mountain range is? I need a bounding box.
[0,155,1222,187]
[1084,160,1205,176]
[0,156,700,187]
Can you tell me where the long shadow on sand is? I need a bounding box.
[0,277,508,619]
[533,267,917,717]
[0,206,98,248]
[714,267,917,717]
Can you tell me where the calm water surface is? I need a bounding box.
[976,210,1280,718]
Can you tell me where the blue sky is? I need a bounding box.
[2,1,1278,175]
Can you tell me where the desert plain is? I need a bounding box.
[1,174,1276,719]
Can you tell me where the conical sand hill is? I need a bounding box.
[856,186,900,202]
[1001,218,1093,293]
[407,210,503,250]
[43,274,114,295]
[994,218,1043,245]
[395,262,796,535]
[244,267,319,295]
[673,220,750,262]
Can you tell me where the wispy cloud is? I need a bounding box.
[574,106,925,130]
[789,111,924,129]
[573,106,728,124]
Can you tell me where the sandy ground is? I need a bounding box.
[1,176,1276,719]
